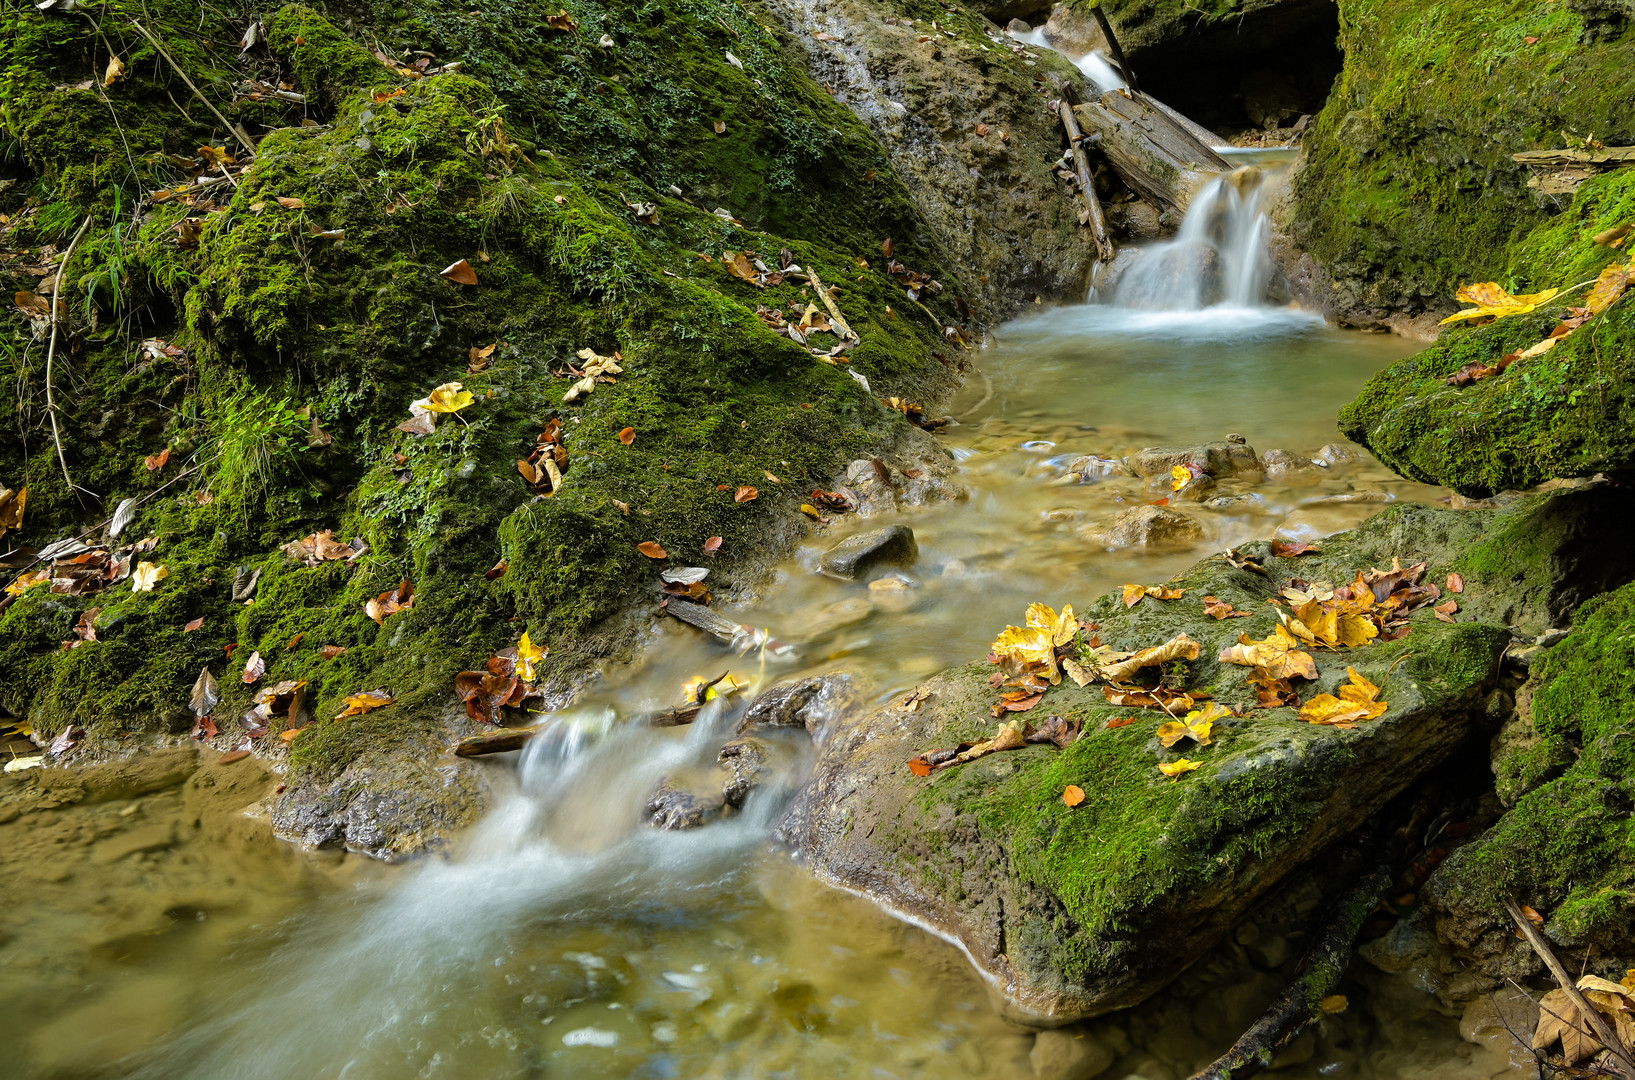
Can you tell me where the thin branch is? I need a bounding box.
[1506,899,1635,1080]
[45,215,94,502]
[127,18,257,158]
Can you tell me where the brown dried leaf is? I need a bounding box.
[637,540,668,559]
[1100,633,1201,684]
[439,259,479,285]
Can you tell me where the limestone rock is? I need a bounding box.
[1093,505,1206,549]
[1031,1028,1117,1080]
[644,777,727,830]
[819,525,918,580]
[1126,441,1261,480]
[1261,449,1320,476]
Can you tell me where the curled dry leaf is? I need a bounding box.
[1122,583,1184,608]
[190,666,220,717]
[1062,784,1085,807]
[906,719,1029,775]
[713,120,727,134]
[144,447,171,471]
[1446,572,1465,594]
[1203,595,1254,619]
[1219,624,1319,681]
[130,561,168,591]
[1272,540,1321,557]
[365,577,415,624]
[637,540,668,559]
[1104,686,1209,713]
[439,259,479,285]
[484,558,508,580]
[734,486,758,503]
[1441,282,1561,325]
[320,645,348,660]
[703,536,723,556]
[1157,701,1231,748]
[1100,633,1201,685]
[1158,758,1202,777]
[618,427,636,445]
[1299,667,1388,728]
[241,650,266,684]
[335,690,394,719]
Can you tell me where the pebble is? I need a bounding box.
[1031,1028,1117,1080]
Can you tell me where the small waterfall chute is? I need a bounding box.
[1109,165,1273,311]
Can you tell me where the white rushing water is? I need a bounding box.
[1109,166,1275,311]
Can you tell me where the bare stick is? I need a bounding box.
[806,269,858,342]
[1506,899,1635,1079]
[1088,4,1138,93]
[1059,101,1116,262]
[45,215,94,500]
[128,19,257,158]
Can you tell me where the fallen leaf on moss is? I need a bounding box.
[906,719,1030,775]
[280,727,302,743]
[241,650,265,684]
[484,558,508,580]
[468,342,496,371]
[335,690,394,719]
[713,120,727,134]
[1446,572,1464,594]
[184,616,205,632]
[703,536,722,555]
[734,486,758,503]
[1219,624,1318,680]
[1027,714,1081,747]
[637,540,668,559]
[1157,702,1230,748]
[1063,785,1085,807]
[1122,583,1184,607]
[619,427,636,445]
[516,631,546,681]
[1272,540,1320,557]
[365,577,415,624]
[0,486,27,541]
[1299,667,1388,727]
[144,447,171,471]
[130,561,168,591]
[1585,259,1634,316]
[425,382,474,413]
[1102,686,1209,713]
[1158,758,1201,777]
[1101,632,1200,685]
[440,259,479,285]
[1249,666,1301,707]
[103,54,126,86]
[320,645,347,660]
[1441,282,1561,325]
[6,568,50,596]
[191,666,219,717]
[1203,595,1253,619]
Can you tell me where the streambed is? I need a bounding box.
[3,306,1525,1080]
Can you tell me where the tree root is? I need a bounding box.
[1188,867,1392,1080]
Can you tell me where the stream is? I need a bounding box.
[3,176,1529,1080]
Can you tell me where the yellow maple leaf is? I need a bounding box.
[6,567,49,596]
[516,631,547,681]
[1156,702,1228,748]
[0,485,26,540]
[1299,667,1388,727]
[1025,602,1079,647]
[425,382,475,413]
[992,623,1060,681]
[1158,758,1201,777]
[131,561,168,591]
[1584,260,1634,317]
[1170,464,1190,492]
[1218,623,1318,680]
[1441,282,1562,325]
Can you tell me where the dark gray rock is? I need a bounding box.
[719,739,770,808]
[738,677,828,734]
[819,525,918,580]
[644,777,727,830]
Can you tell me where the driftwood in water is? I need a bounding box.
[1074,91,1232,214]
[1059,101,1116,263]
[1189,868,1390,1080]
[664,599,742,643]
[453,726,541,757]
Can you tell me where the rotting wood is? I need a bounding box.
[645,703,704,727]
[453,726,541,757]
[1514,147,1635,196]
[1087,3,1138,93]
[1506,898,1635,1080]
[1190,868,1391,1080]
[1074,90,1232,214]
[1059,101,1116,263]
[664,598,743,643]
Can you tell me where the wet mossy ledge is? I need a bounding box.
[1289,0,1635,319]
[1425,579,1635,977]
[0,0,980,815]
[1337,170,1635,496]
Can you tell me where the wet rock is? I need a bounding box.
[1031,1028,1117,1080]
[1126,441,1261,480]
[1066,455,1135,481]
[1150,471,1216,501]
[1091,505,1207,549]
[1459,988,1539,1049]
[1006,17,1032,33]
[92,822,176,863]
[719,739,770,808]
[645,777,727,830]
[1203,493,1269,513]
[1261,449,1321,477]
[781,499,1531,1020]
[738,675,851,737]
[1109,200,1164,242]
[1315,443,1360,466]
[1042,3,1106,56]
[819,525,918,580]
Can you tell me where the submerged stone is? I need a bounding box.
[1126,441,1261,480]
[819,526,919,580]
[1092,505,1206,549]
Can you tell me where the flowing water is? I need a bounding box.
[3,206,1532,1080]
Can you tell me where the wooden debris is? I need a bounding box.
[1074,91,1232,214]
[453,726,541,757]
[1060,101,1116,263]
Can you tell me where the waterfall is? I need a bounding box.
[1110,165,1274,311]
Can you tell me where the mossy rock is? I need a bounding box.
[1289,0,1635,317]
[1425,580,1635,980]
[781,501,1537,1019]
[1337,171,1635,496]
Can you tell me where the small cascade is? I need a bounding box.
[1110,165,1273,311]
[1007,27,1127,93]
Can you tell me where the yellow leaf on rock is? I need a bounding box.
[1100,633,1201,684]
[425,382,475,413]
[1299,667,1388,727]
[516,631,546,681]
[1218,624,1318,681]
[334,690,394,719]
[1157,701,1229,748]
[1584,259,1634,317]
[992,624,1060,681]
[1320,995,1349,1014]
[131,561,168,592]
[1440,282,1562,325]
[1158,758,1201,777]
[1025,602,1078,647]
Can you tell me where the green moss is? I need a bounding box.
[1290,0,1635,313]
[1429,582,1635,948]
[1337,169,1635,495]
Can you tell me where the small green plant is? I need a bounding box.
[211,387,308,515]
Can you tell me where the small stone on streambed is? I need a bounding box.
[818,525,918,580]
[1030,1028,1116,1080]
[1084,505,1206,549]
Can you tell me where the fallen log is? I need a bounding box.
[1060,100,1116,263]
[1074,90,1232,214]
[665,599,743,643]
[1188,868,1391,1080]
[453,726,541,757]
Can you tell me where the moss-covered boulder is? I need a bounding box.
[1337,171,1635,495]
[1288,0,1635,321]
[1424,579,1635,981]
[779,489,1635,1017]
[0,0,1080,854]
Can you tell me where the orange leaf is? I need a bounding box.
[734,486,758,503]
[618,427,636,445]
[703,536,722,555]
[1446,572,1465,594]
[907,756,933,777]
[637,540,668,559]
[1062,784,1085,807]
[439,259,479,285]
[144,447,172,471]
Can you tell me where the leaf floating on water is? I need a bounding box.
[1299,667,1388,728]
[637,540,668,559]
[1062,785,1085,807]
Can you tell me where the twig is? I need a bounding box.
[128,19,257,158]
[1087,3,1138,92]
[806,269,858,342]
[1189,868,1391,1080]
[1506,899,1635,1079]
[45,215,94,501]
[1059,100,1116,262]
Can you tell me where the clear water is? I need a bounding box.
[3,306,1524,1080]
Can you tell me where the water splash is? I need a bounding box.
[1007,27,1127,93]
[1111,166,1273,311]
